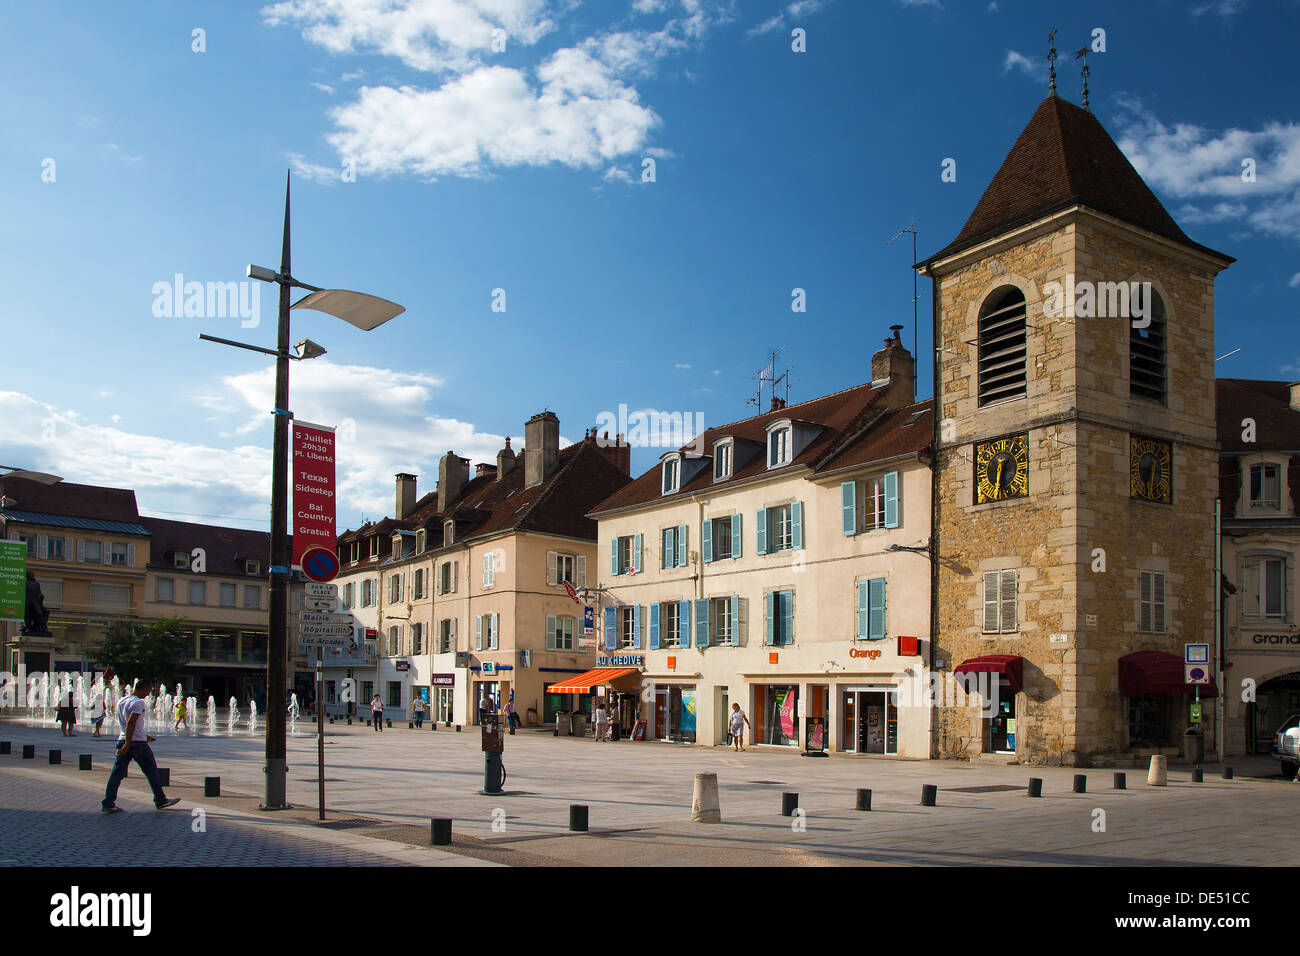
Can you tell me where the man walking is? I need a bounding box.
[101,678,180,813]
[370,693,384,732]
[413,695,426,728]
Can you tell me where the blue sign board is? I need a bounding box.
[596,655,643,668]
[583,606,595,635]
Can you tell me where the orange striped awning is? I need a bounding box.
[547,668,639,694]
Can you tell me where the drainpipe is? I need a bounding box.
[1214,498,1224,759]
[928,271,941,761]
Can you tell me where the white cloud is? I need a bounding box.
[311,81,336,94]
[986,1,997,11]
[1192,0,1247,17]
[1288,272,1300,288]
[288,152,341,183]
[674,362,692,370]
[1002,50,1046,83]
[747,0,828,38]
[602,165,634,184]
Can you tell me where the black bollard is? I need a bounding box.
[781,792,799,816]
[1192,768,1204,783]
[79,754,92,771]
[386,719,392,728]
[553,722,559,737]
[430,818,452,846]
[346,718,352,725]
[408,721,414,729]
[0,741,10,755]
[49,749,61,765]
[1073,774,1087,793]
[455,725,462,733]
[855,788,872,811]
[22,745,34,759]
[204,776,221,797]
[1114,772,1127,790]
[1222,767,1234,780]
[920,784,937,807]
[430,722,436,731]
[569,804,589,832]
[158,768,170,787]
[1028,777,1043,798]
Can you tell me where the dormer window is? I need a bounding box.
[173,552,190,570]
[714,439,733,481]
[444,519,455,544]
[1248,463,1282,511]
[392,534,403,557]
[416,530,427,553]
[245,559,260,576]
[369,537,379,558]
[767,422,792,469]
[662,456,681,495]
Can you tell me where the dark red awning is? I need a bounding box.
[1119,650,1218,699]
[953,655,1023,694]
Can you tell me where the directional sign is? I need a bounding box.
[304,581,338,598]
[303,596,338,612]
[1184,643,1210,664]
[298,633,352,648]
[299,611,352,626]
[301,547,340,583]
[1185,664,1210,685]
[300,623,354,638]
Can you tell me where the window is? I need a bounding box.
[704,515,740,562]
[546,614,575,651]
[43,537,64,560]
[12,533,34,557]
[220,583,236,608]
[370,537,379,558]
[1249,464,1282,510]
[413,569,425,599]
[1139,570,1166,633]
[173,551,190,570]
[482,552,496,588]
[388,625,402,657]
[90,583,130,611]
[764,590,794,646]
[768,425,792,468]
[411,623,425,655]
[841,472,899,535]
[661,526,687,569]
[416,530,426,553]
[340,582,353,609]
[982,570,1017,633]
[389,574,404,603]
[156,578,174,602]
[977,286,1028,406]
[610,534,642,575]
[439,619,456,654]
[710,596,738,646]
[362,578,375,607]
[664,602,682,647]
[244,585,260,609]
[620,607,637,648]
[387,681,402,709]
[714,440,732,480]
[245,559,260,576]
[1242,555,1286,620]
[1129,288,1166,404]
[475,614,499,651]
[189,580,206,605]
[857,578,887,640]
[662,456,680,494]
[444,520,455,544]
[438,561,458,595]
[109,542,129,567]
[83,539,102,563]
[547,551,583,587]
[756,503,802,554]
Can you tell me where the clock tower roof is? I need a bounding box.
[924,95,1231,267]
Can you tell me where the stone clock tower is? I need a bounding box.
[918,94,1233,765]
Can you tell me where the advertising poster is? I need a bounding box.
[0,540,25,622]
[291,421,336,567]
[779,688,796,740]
[680,689,697,734]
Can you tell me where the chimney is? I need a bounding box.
[476,462,498,480]
[395,473,417,520]
[1291,382,1300,413]
[437,451,470,512]
[871,325,916,409]
[524,411,560,488]
[594,429,631,476]
[496,437,517,480]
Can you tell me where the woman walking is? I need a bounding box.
[57,689,77,737]
[728,703,751,752]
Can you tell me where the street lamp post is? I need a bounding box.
[203,172,404,810]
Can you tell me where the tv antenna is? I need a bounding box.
[887,218,919,357]
[747,346,791,411]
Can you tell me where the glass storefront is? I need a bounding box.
[987,677,1016,753]
[432,686,453,723]
[839,687,898,754]
[653,684,698,742]
[754,684,800,747]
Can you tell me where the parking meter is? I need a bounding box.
[482,712,504,794]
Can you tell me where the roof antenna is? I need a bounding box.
[886,217,918,356]
[1075,45,1090,110]
[747,346,787,411]
[1047,29,1058,96]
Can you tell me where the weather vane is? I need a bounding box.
[1047,29,1057,96]
[1075,45,1091,110]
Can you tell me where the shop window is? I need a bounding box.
[387,681,402,709]
[1128,693,1176,748]
[753,685,800,747]
[240,632,267,664]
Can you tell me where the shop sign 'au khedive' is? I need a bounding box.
[597,656,644,668]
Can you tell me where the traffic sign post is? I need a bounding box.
[301,547,340,583]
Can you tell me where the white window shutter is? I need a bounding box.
[36,534,47,556]
[1154,573,1166,632]
[999,571,1017,632]
[76,539,85,562]
[576,555,586,588]
[475,615,483,651]
[546,550,557,586]
[983,572,1000,632]
[64,537,74,560]
[546,613,556,650]
[102,542,112,565]
[736,596,748,647]
[450,617,458,648]
[127,543,135,568]
[452,560,459,593]
[493,613,500,648]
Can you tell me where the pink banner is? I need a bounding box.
[291,421,336,566]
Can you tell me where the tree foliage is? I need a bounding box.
[96,617,190,688]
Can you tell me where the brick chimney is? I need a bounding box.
[595,429,631,475]
[1291,381,1300,413]
[496,437,517,480]
[437,451,470,512]
[871,325,916,409]
[395,473,418,519]
[524,411,559,488]
[476,463,498,480]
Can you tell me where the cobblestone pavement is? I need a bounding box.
[2,717,1297,866]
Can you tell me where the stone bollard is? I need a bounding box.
[430,818,452,846]
[1222,767,1234,780]
[1073,774,1087,794]
[0,741,10,755]
[158,768,170,787]
[49,749,61,765]
[204,776,221,797]
[1147,755,1168,787]
[569,805,589,832]
[691,772,722,823]
[22,745,34,759]
[1028,778,1043,798]
[855,788,872,811]
[781,792,799,816]
[79,754,92,771]
[920,784,937,807]
[1114,772,1127,790]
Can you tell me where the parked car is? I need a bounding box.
[1272,714,1300,779]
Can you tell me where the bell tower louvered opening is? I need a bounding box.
[1129,290,1167,404]
[977,286,1028,407]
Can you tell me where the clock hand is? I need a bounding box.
[995,458,1005,498]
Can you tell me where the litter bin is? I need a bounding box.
[572,714,588,738]
[556,712,572,736]
[1184,727,1205,764]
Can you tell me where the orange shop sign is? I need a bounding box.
[849,647,882,660]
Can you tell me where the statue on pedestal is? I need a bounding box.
[21,571,51,636]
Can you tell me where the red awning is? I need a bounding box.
[953,655,1023,694]
[1119,651,1218,698]
[546,668,639,694]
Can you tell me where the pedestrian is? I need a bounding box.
[504,699,520,732]
[593,702,610,742]
[57,688,77,737]
[101,678,180,813]
[173,696,189,733]
[728,702,751,751]
[413,695,426,728]
[89,689,107,738]
[370,693,384,732]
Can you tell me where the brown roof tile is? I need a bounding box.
[139,516,270,576]
[0,477,142,524]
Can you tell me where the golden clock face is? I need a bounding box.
[974,433,1029,503]
[1130,435,1172,503]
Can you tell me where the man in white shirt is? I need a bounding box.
[101,678,180,813]
[594,703,610,742]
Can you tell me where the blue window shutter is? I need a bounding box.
[677,525,687,568]
[729,594,740,645]
[662,528,672,570]
[755,509,767,555]
[679,599,691,648]
[791,501,803,550]
[780,590,793,645]
[857,580,868,640]
[731,512,742,559]
[604,607,617,650]
[764,591,775,645]
[633,604,642,648]
[702,519,713,563]
[694,599,710,647]
[611,538,619,576]
[842,481,857,535]
[868,578,886,640]
[649,603,660,650]
[633,534,643,573]
[883,471,899,529]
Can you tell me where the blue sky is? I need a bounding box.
[1,0,1297,531]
